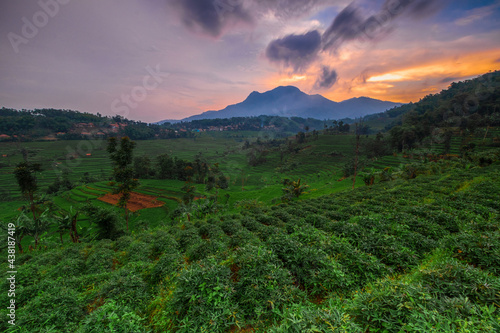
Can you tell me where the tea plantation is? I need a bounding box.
[1,158,499,332]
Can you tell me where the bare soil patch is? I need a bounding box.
[98,192,165,212]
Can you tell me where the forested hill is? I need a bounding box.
[0,109,188,141]
[0,107,338,141]
[365,70,500,147]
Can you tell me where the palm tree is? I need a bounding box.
[53,207,80,244]
[16,209,51,250]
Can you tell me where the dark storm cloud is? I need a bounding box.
[264,0,446,75]
[167,0,252,37]
[322,3,365,51]
[315,66,338,89]
[265,30,322,72]
[322,0,447,52]
[167,0,328,38]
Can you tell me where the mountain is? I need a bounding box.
[158,86,402,124]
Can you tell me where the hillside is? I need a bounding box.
[165,86,401,122]
[363,71,500,137]
[1,155,499,332]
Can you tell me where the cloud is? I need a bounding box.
[315,66,338,88]
[439,76,458,84]
[166,0,330,38]
[322,3,366,51]
[167,0,253,38]
[454,2,500,26]
[322,0,447,52]
[265,30,322,72]
[263,0,446,87]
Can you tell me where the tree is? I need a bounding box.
[361,168,378,186]
[15,209,51,250]
[352,122,361,189]
[282,178,309,202]
[296,131,306,144]
[133,155,154,178]
[83,204,124,240]
[107,137,139,232]
[53,206,80,244]
[14,161,42,221]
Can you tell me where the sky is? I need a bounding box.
[0,0,499,123]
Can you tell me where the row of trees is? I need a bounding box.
[133,153,228,189]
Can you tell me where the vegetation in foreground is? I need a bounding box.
[1,155,499,332]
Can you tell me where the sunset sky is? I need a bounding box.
[1,0,499,122]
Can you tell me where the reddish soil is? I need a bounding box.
[97,192,165,212]
[229,325,254,332]
[230,263,241,283]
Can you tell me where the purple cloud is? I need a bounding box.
[322,0,447,52]
[315,66,338,89]
[167,0,253,38]
[265,30,322,72]
[167,0,329,38]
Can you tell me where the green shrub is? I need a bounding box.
[228,228,261,248]
[444,231,500,275]
[268,301,362,333]
[170,258,237,332]
[150,229,179,257]
[98,262,152,308]
[14,285,84,332]
[267,233,351,295]
[85,247,115,274]
[176,226,201,251]
[220,218,243,236]
[186,239,227,262]
[83,205,125,240]
[231,245,301,320]
[348,251,500,332]
[77,299,149,333]
[127,240,154,263]
[149,249,182,285]
[414,255,500,305]
[325,236,391,286]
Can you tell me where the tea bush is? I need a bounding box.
[77,299,149,333]
[231,245,301,320]
[169,258,237,332]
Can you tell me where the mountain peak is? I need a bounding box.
[175,86,403,122]
[270,86,301,93]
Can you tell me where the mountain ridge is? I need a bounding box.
[157,86,402,124]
